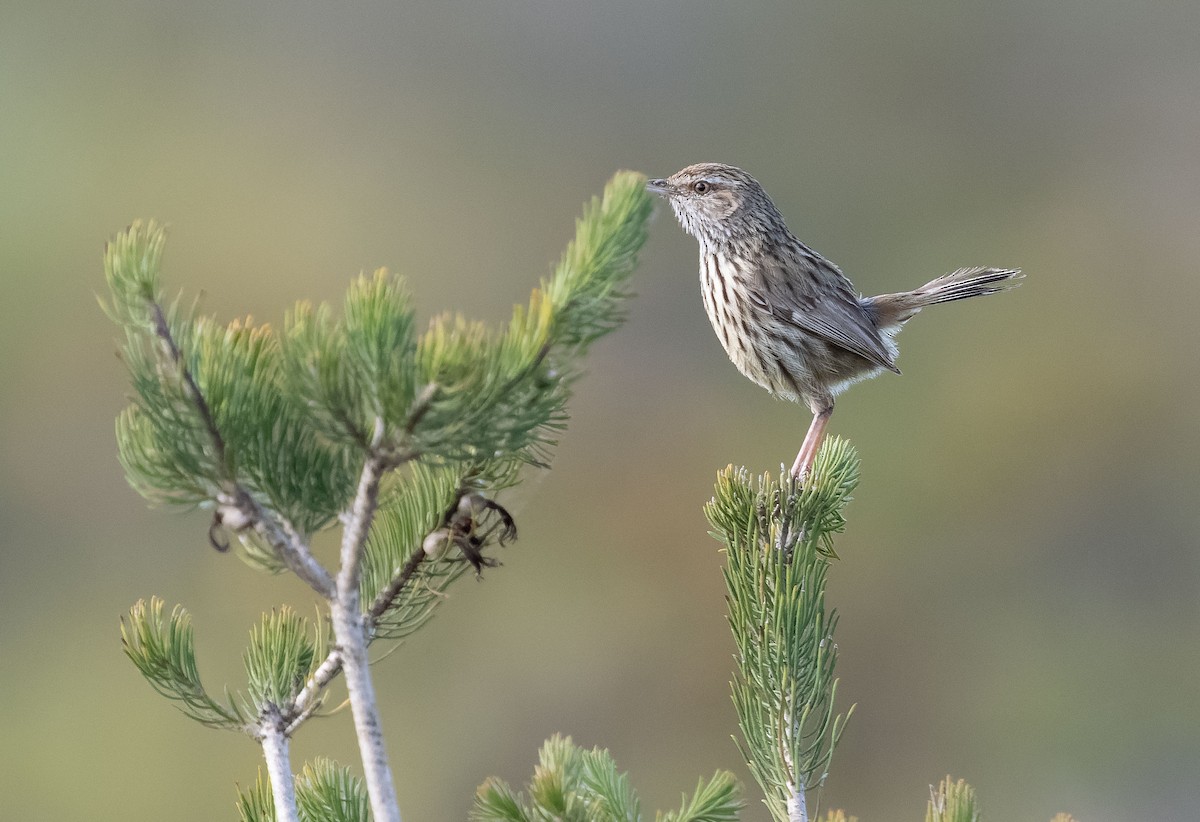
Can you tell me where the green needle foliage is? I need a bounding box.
[121,597,248,731]
[109,171,654,818]
[295,759,371,822]
[705,439,860,821]
[237,760,369,822]
[925,777,979,822]
[282,271,420,451]
[236,769,278,822]
[108,168,650,540]
[821,812,857,822]
[105,222,360,534]
[472,735,743,822]
[122,598,327,731]
[704,445,1071,821]
[244,608,322,714]
[358,462,471,639]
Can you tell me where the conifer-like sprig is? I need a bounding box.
[111,172,654,821]
[359,465,464,628]
[707,439,859,822]
[121,599,330,734]
[120,598,249,731]
[295,759,370,822]
[105,219,226,505]
[237,759,369,822]
[108,172,650,577]
[244,607,322,716]
[106,222,350,596]
[543,177,650,352]
[236,768,277,822]
[820,811,857,822]
[472,735,743,822]
[282,271,420,453]
[925,776,979,822]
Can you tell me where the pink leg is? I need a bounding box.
[790,408,832,481]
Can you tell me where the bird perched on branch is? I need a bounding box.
[647,163,1022,480]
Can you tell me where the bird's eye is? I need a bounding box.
[693,181,710,194]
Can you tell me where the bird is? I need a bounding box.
[646,162,1022,480]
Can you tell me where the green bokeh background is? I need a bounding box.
[3,2,1198,820]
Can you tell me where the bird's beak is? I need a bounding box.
[646,178,671,197]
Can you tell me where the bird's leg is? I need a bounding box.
[790,406,833,481]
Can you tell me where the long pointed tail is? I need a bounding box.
[911,266,1024,305]
[869,266,1023,326]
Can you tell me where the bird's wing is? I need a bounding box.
[752,256,900,374]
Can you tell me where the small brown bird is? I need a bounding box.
[647,163,1022,480]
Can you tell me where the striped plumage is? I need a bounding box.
[647,163,1022,479]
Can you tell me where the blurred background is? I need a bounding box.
[2,1,1198,819]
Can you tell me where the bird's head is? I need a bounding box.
[646,163,782,249]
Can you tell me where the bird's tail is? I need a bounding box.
[868,266,1023,327]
